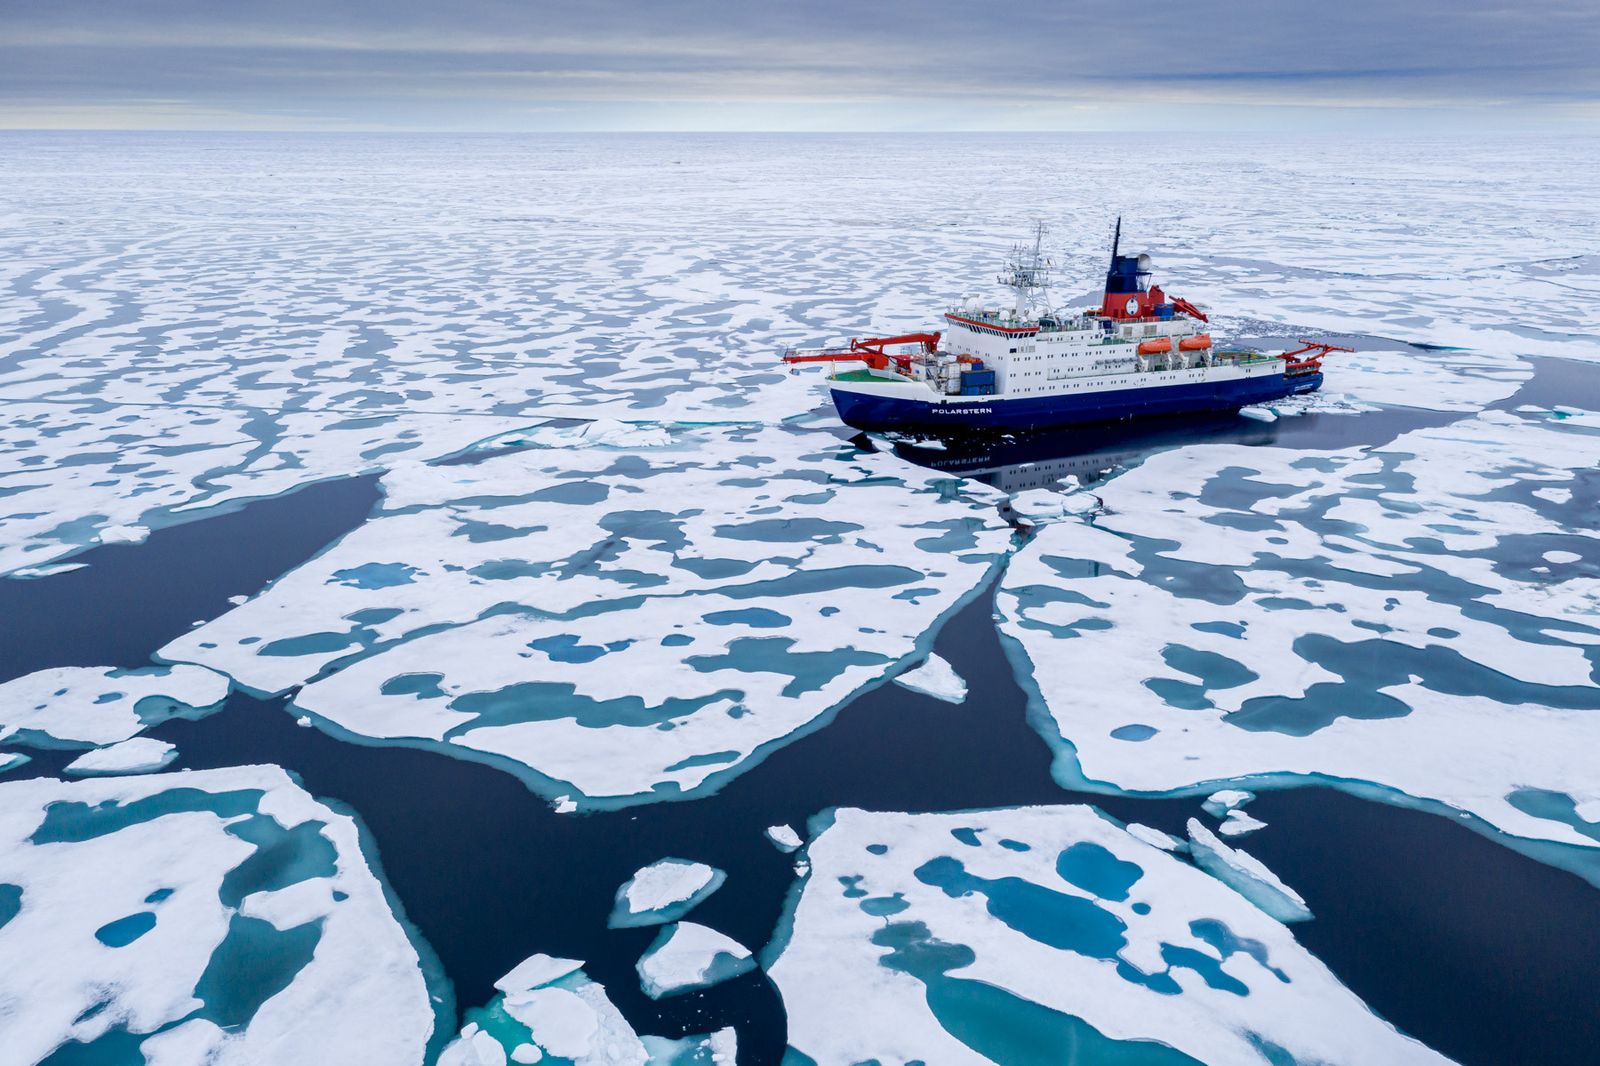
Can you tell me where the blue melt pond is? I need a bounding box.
[528,634,629,663]
[331,562,418,589]
[1110,724,1158,741]
[95,911,157,947]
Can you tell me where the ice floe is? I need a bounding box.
[765,824,804,853]
[892,653,968,703]
[768,806,1449,1065]
[1202,790,1256,818]
[63,737,178,776]
[641,1028,738,1065]
[0,664,230,749]
[999,408,1600,876]
[441,956,648,1066]
[610,858,726,928]
[162,424,1010,807]
[0,765,443,1064]
[1186,819,1309,922]
[1219,810,1269,838]
[636,922,756,1000]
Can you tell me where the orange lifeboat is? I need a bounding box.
[1137,337,1172,355]
[1179,334,1213,351]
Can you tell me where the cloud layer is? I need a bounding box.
[3,0,1597,129]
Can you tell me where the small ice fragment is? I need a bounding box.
[610,858,725,928]
[1202,789,1256,818]
[636,922,755,999]
[765,824,803,853]
[1125,823,1185,852]
[296,716,312,727]
[497,954,585,996]
[1219,809,1268,837]
[1239,407,1277,422]
[98,524,149,544]
[439,1026,509,1066]
[1543,550,1581,564]
[641,1027,738,1064]
[892,654,967,703]
[552,795,577,814]
[228,594,248,606]
[510,1046,541,1064]
[911,439,947,451]
[793,859,810,877]
[1533,487,1573,504]
[1186,818,1310,923]
[63,737,178,776]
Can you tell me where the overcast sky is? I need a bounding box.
[3,0,1597,131]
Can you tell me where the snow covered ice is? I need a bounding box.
[0,664,229,749]
[636,922,756,1000]
[0,765,443,1064]
[767,806,1449,1065]
[610,858,726,928]
[161,423,1011,807]
[999,405,1600,879]
[892,653,968,703]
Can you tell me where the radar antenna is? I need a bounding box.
[1000,220,1053,320]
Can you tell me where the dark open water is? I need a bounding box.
[4,360,1600,1065]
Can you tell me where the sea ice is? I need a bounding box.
[765,824,803,853]
[1202,790,1256,818]
[636,922,756,1000]
[893,653,968,703]
[610,858,726,928]
[999,408,1600,876]
[0,664,230,749]
[0,765,443,1064]
[1218,809,1269,837]
[1186,820,1309,922]
[440,957,649,1066]
[0,752,31,776]
[63,737,178,776]
[768,806,1448,1065]
[641,1028,738,1065]
[1124,823,1185,852]
[163,424,1011,807]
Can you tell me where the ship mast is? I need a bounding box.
[999,220,1052,320]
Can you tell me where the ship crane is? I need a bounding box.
[782,332,941,372]
[1278,339,1354,375]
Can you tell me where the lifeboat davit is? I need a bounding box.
[1179,334,1213,351]
[1137,337,1172,355]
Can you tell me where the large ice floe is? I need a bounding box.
[767,806,1451,1065]
[0,664,230,749]
[999,406,1600,880]
[160,423,1011,808]
[0,765,445,1064]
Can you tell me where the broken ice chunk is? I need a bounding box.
[1219,809,1269,837]
[496,953,584,996]
[892,653,967,703]
[63,737,178,775]
[765,824,803,853]
[609,858,726,928]
[636,922,755,1000]
[641,1027,738,1064]
[1187,818,1311,923]
[1124,822,1185,852]
[1202,789,1256,819]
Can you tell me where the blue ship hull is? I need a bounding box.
[832,372,1321,434]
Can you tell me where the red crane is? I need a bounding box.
[782,332,941,373]
[1279,340,1354,375]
